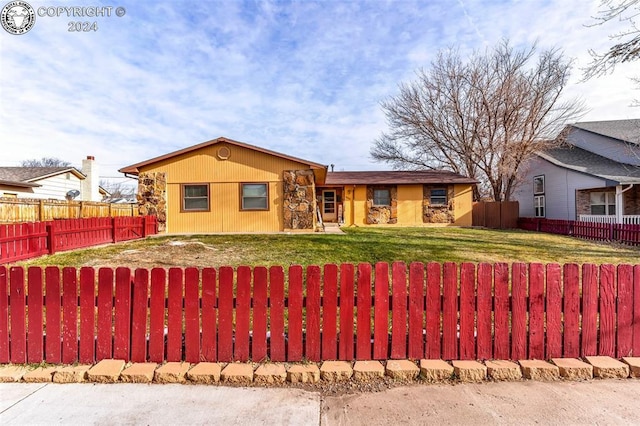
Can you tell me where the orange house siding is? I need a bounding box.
[137,143,317,233]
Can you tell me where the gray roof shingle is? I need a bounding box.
[538,146,640,184]
[573,119,640,144]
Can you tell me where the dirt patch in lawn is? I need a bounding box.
[82,240,251,270]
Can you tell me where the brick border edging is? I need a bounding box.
[1,356,638,385]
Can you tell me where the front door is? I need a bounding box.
[322,190,337,222]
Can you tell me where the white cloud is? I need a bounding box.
[1,0,638,187]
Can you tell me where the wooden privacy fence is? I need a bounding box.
[1,261,638,365]
[472,201,519,229]
[0,216,158,264]
[0,197,137,224]
[519,217,640,246]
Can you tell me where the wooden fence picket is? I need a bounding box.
[390,262,407,359]
[79,267,95,364]
[459,263,475,360]
[27,266,44,363]
[599,264,616,357]
[114,267,132,361]
[252,266,268,362]
[287,265,304,361]
[339,263,355,360]
[373,262,389,360]
[235,266,251,361]
[356,263,372,360]
[322,264,338,361]
[45,266,62,363]
[184,267,201,363]
[10,266,26,363]
[306,265,322,362]
[201,267,217,362]
[425,262,442,360]
[269,266,285,362]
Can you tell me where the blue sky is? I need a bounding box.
[2,0,638,189]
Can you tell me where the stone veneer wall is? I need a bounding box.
[137,172,167,232]
[423,185,455,224]
[283,170,316,230]
[366,186,397,224]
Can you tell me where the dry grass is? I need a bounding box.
[15,227,640,269]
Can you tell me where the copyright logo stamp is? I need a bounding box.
[1,1,36,35]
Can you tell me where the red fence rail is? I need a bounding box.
[1,261,638,364]
[518,217,640,246]
[0,216,158,264]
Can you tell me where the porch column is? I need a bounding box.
[616,185,623,224]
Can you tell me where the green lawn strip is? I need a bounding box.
[15,227,640,268]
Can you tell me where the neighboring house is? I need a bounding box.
[0,156,107,202]
[514,119,640,224]
[119,137,477,233]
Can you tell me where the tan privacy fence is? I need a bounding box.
[0,198,137,224]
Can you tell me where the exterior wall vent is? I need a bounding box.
[217,146,231,160]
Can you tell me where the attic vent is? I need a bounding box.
[217,146,231,160]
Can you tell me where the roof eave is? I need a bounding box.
[119,137,327,175]
[0,180,41,188]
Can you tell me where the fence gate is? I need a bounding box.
[472,201,519,229]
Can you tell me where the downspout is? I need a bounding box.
[350,185,356,226]
[616,183,634,224]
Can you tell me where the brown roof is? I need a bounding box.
[0,167,83,184]
[119,136,327,175]
[324,170,478,185]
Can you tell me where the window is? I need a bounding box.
[533,175,545,195]
[241,183,268,210]
[534,195,545,217]
[182,184,209,211]
[430,188,447,206]
[590,192,615,215]
[373,189,391,206]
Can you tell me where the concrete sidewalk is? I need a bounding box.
[1,383,320,425]
[2,380,640,425]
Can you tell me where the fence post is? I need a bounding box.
[609,223,615,241]
[142,216,148,238]
[46,223,56,255]
[112,217,117,243]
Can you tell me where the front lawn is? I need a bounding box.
[15,227,640,269]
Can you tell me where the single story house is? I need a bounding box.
[119,137,477,233]
[513,119,640,224]
[0,156,107,202]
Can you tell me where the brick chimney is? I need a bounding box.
[81,155,100,201]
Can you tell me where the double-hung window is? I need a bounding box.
[534,195,545,217]
[590,192,615,215]
[182,184,209,211]
[373,189,391,206]
[241,183,269,210]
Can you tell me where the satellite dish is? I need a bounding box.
[66,189,80,200]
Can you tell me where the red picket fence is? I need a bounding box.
[0,216,158,264]
[518,217,640,246]
[1,261,638,364]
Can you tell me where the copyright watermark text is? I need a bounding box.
[1,1,126,35]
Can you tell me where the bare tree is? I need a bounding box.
[100,179,135,199]
[584,0,640,79]
[20,157,71,167]
[371,40,584,201]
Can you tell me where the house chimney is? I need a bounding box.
[81,155,100,202]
